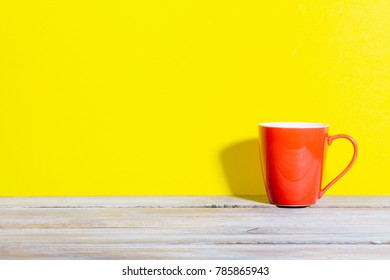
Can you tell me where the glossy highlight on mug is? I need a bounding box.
[258,122,358,207]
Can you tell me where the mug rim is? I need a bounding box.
[259,122,329,128]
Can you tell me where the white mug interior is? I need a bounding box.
[259,122,329,128]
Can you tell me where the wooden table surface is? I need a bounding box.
[0,196,389,260]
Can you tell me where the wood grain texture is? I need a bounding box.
[0,196,389,259]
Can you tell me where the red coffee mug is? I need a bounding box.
[258,122,358,207]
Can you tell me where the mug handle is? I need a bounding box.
[318,134,358,199]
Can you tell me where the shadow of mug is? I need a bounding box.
[220,138,268,202]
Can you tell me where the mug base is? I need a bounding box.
[275,204,311,208]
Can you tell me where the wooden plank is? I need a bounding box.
[0,196,271,208]
[313,195,390,208]
[0,208,389,245]
[0,207,390,230]
[0,227,389,245]
[0,196,389,208]
[0,196,389,259]
[1,244,389,260]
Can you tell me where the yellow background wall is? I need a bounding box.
[0,0,389,195]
